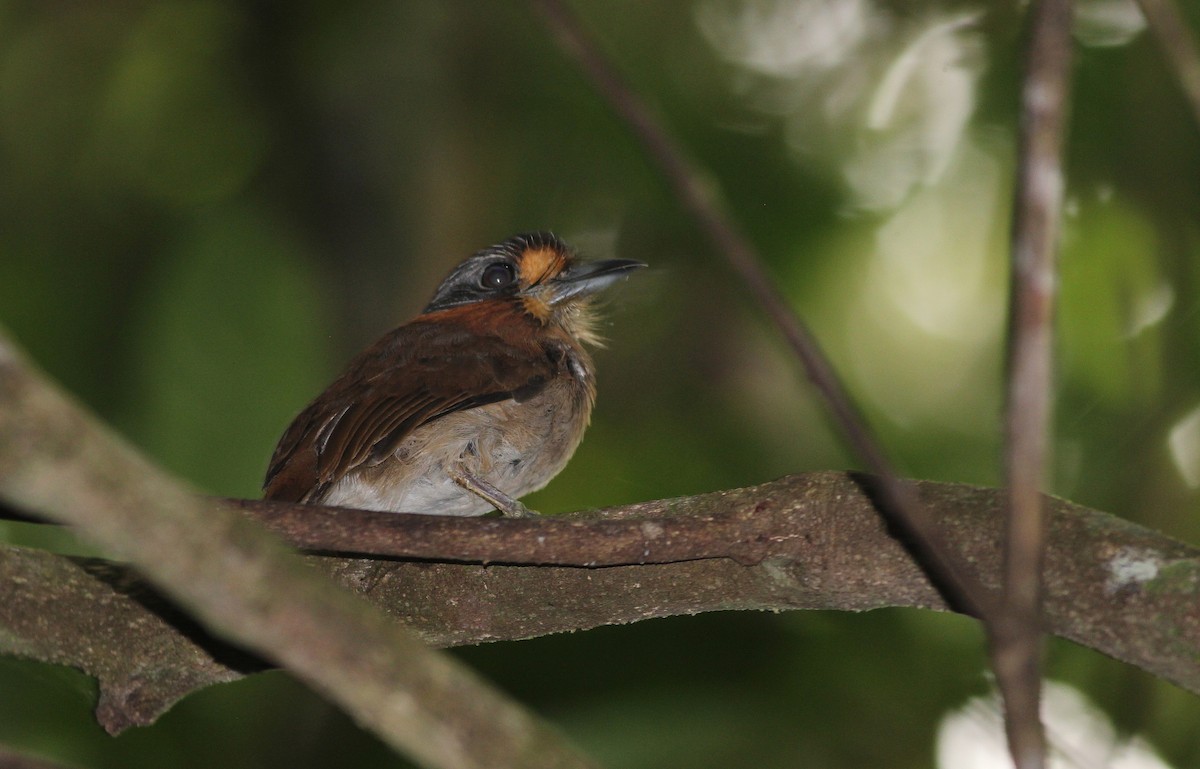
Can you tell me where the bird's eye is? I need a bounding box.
[480,262,516,289]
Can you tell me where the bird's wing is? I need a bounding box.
[262,319,556,503]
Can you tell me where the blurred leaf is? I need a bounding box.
[88,1,268,205]
[1059,194,1165,405]
[123,207,331,497]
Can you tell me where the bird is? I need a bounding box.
[263,232,644,517]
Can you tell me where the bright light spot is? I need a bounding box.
[841,138,1006,426]
[696,0,985,210]
[1168,404,1200,487]
[848,12,982,209]
[1074,0,1147,48]
[697,0,1008,430]
[936,681,1175,769]
[872,142,1001,340]
[1124,282,1174,338]
[696,0,876,77]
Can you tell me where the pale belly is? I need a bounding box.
[319,379,591,515]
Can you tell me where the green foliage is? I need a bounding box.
[123,208,330,496]
[1060,196,1165,406]
[2,1,1199,768]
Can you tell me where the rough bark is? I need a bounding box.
[3,472,1197,734]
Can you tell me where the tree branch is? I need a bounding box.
[228,496,773,566]
[0,330,597,769]
[0,747,82,769]
[529,0,996,620]
[998,0,1074,766]
[4,473,1198,735]
[1136,0,1200,130]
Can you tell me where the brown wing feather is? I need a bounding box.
[263,309,557,503]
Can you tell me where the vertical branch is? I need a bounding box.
[530,0,996,621]
[997,0,1073,767]
[1136,0,1200,129]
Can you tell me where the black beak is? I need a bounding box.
[544,258,646,305]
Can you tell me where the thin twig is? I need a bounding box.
[997,0,1074,767]
[530,0,996,620]
[0,748,80,769]
[1136,0,1200,129]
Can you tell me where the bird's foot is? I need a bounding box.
[452,470,539,518]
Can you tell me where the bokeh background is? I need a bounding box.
[2,1,1199,767]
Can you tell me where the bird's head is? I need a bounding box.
[423,232,645,345]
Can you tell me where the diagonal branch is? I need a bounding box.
[1136,0,1200,130]
[0,748,80,769]
[0,330,598,769]
[529,0,996,623]
[998,0,1074,767]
